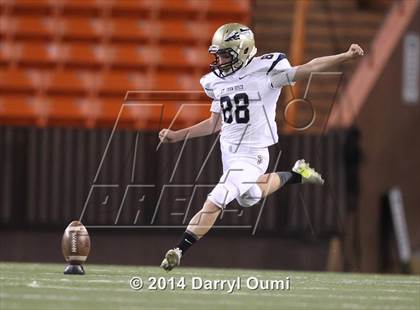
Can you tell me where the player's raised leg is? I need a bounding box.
[160,200,221,271]
[257,159,324,198]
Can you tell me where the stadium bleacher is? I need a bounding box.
[0,0,250,127]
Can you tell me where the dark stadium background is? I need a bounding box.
[0,0,419,275]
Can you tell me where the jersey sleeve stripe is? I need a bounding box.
[266,53,286,75]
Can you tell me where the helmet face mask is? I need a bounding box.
[209,48,241,78]
[208,23,257,78]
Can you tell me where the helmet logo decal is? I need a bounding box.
[225,31,240,42]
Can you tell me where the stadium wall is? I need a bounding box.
[355,7,420,273]
[0,126,348,270]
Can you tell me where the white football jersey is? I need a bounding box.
[200,52,295,148]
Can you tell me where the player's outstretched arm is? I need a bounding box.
[293,44,364,81]
[159,112,221,143]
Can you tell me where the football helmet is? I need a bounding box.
[209,23,257,78]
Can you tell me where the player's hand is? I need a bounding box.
[346,44,364,59]
[159,128,179,143]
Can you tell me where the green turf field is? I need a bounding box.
[1,262,419,310]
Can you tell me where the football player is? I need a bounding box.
[159,23,364,271]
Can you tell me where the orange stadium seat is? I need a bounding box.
[155,101,183,127]
[175,101,212,126]
[110,45,148,69]
[158,46,210,70]
[107,19,150,43]
[148,73,199,90]
[5,0,55,14]
[109,0,155,17]
[0,49,7,67]
[206,0,250,18]
[44,70,85,95]
[64,43,101,68]
[59,0,104,16]
[20,17,51,39]
[115,99,184,130]
[157,47,187,68]
[21,43,112,69]
[96,97,132,126]
[0,16,52,40]
[113,101,158,129]
[154,0,250,20]
[96,71,147,96]
[155,20,197,44]
[137,46,162,68]
[156,0,204,18]
[141,100,211,129]
[0,68,34,94]
[0,16,16,38]
[45,43,69,65]
[33,95,117,127]
[0,42,67,68]
[90,44,114,67]
[107,46,208,71]
[0,95,37,124]
[17,42,52,67]
[186,47,212,69]
[99,97,158,128]
[0,41,17,66]
[122,46,164,69]
[42,96,86,126]
[60,17,102,41]
[103,19,221,45]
